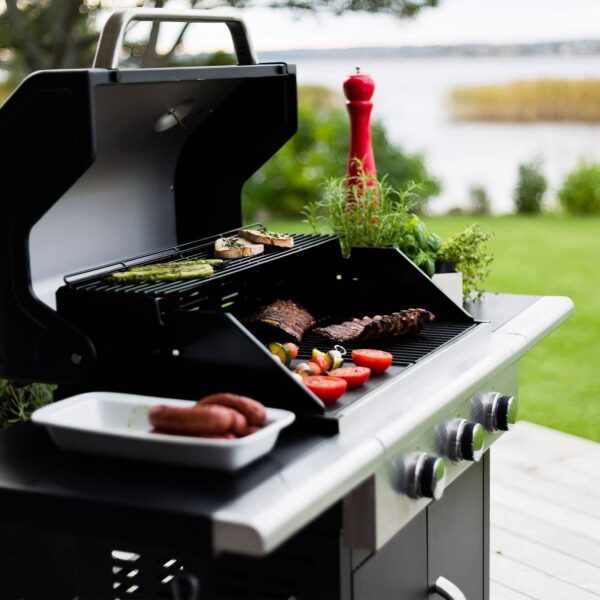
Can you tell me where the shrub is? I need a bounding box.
[242,85,440,220]
[558,162,600,215]
[514,161,547,214]
[469,185,491,215]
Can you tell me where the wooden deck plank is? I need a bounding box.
[491,483,600,540]
[490,580,536,600]
[491,422,600,599]
[492,421,600,472]
[491,527,600,595]
[492,462,600,517]
[491,502,600,566]
[491,553,598,600]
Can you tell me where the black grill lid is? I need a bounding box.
[0,11,297,383]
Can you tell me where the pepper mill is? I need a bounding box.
[343,67,377,184]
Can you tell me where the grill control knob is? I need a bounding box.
[403,453,447,500]
[480,392,518,432]
[443,418,485,462]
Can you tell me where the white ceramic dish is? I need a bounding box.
[31,392,295,471]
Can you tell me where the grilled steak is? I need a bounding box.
[247,299,316,343]
[314,308,435,343]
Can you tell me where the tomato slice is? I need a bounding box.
[304,376,347,404]
[351,349,393,374]
[329,366,371,388]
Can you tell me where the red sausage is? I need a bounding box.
[229,410,251,437]
[197,393,267,427]
[149,404,235,435]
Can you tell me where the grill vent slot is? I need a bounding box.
[110,549,187,600]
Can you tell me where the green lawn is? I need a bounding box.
[269,215,600,442]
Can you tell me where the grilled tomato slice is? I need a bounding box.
[351,349,393,374]
[283,342,299,360]
[304,376,347,404]
[329,366,371,388]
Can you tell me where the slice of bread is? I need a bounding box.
[215,236,264,259]
[238,228,294,248]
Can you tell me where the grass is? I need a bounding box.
[451,79,600,122]
[270,215,600,442]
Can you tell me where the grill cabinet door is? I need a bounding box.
[427,454,489,600]
[353,510,428,600]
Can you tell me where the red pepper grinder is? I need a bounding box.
[343,67,377,184]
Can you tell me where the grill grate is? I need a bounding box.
[65,227,336,300]
[297,321,476,367]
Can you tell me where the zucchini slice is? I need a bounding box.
[268,342,291,366]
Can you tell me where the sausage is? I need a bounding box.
[229,410,251,437]
[152,428,236,439]
[148,403,235,435]
[197,393,267,427]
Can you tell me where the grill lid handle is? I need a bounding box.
[93,8,258,69]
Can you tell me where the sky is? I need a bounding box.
[110,0,600,53]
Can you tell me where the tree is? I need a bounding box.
[0,0,438,85]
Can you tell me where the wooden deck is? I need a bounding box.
[490,421,600,599]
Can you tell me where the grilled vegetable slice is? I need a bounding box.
[108,264,214,282]
[312,348,330,367]
[283,342,299,360]
[268,342,291,366]
[307,361,322,376]
[312,354,329,374]
[328,349,344,370]
[351,349,393,374]
[312,347,345,370]
[294,362,315,379]
[329,366,371,388]
[107,259,222,283]
[304,376,347,404]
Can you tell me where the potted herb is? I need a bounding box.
[302,170,494,305]
[302,171,440,276]
[436,224,493,302]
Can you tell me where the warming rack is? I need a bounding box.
[64,225,337,300]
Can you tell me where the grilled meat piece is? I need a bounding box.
[247,299,316,343]
[314,308,435,343]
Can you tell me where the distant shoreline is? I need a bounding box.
[259,39,600,61]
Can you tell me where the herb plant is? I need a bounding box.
[0,380,54,429]
[302,169,440,275]
[303,169,494,296]
[437,224,494,301]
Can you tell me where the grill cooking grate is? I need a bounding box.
[65,227,336,300]
[297,321,476,367]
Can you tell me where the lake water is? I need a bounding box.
[293,54,600,213]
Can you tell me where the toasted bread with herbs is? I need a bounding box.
[214,236,264,259]
[239,228,294,248]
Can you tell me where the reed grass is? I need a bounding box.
[451,79,600,122]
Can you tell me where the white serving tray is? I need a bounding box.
[32,392,295,471]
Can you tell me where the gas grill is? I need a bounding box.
[0,8,574,600]
[55,223,478,431]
